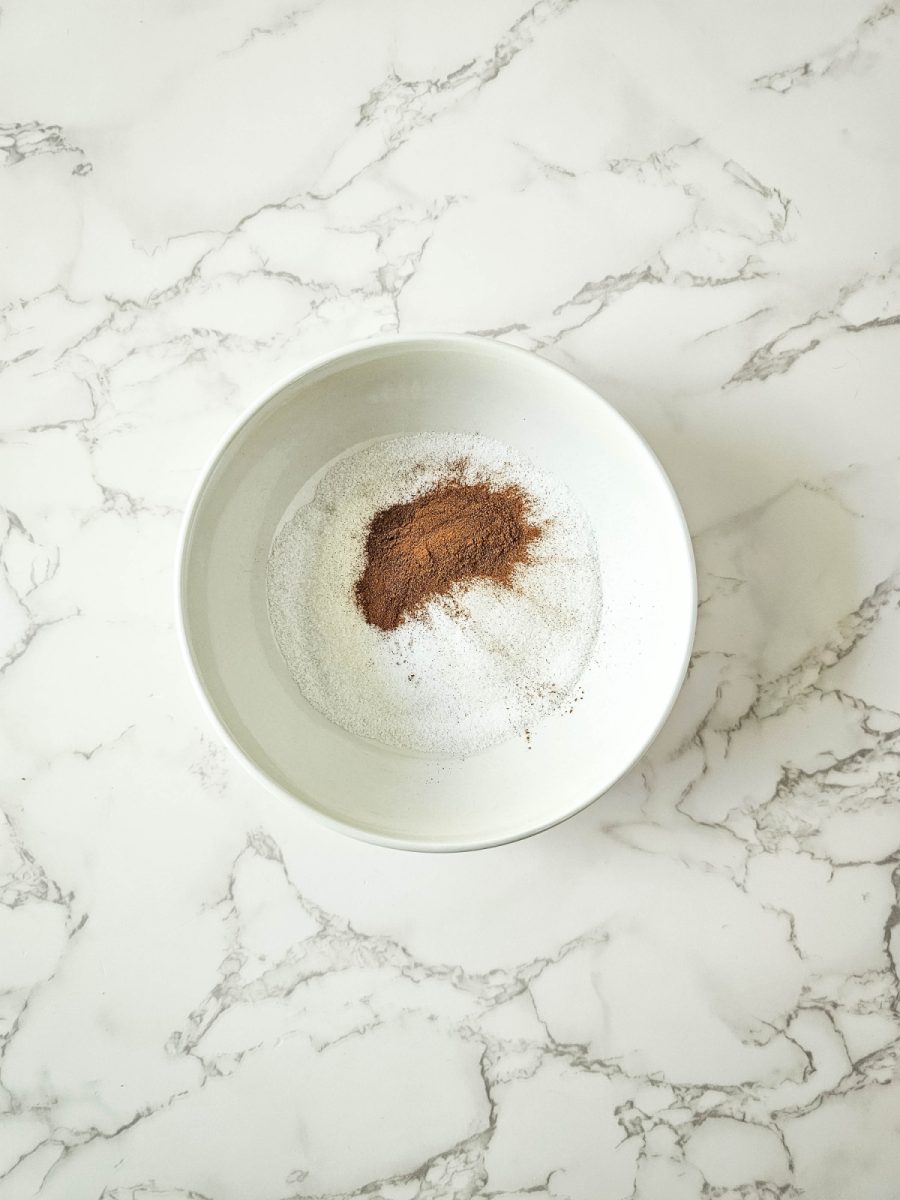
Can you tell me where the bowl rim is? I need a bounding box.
[175,331,697,853]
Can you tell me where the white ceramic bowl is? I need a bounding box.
[177,334,695,851]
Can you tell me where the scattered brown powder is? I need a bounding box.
[355,478,543,632]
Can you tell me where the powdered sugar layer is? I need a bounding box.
[266,433,601,755]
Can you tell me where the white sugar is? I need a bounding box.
[266,432,601,756]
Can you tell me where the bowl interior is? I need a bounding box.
[179,337,695,849]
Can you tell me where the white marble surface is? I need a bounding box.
[1,0,900,1196]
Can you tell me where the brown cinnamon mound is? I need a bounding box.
[355,479,543,632]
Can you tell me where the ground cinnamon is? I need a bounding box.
[355,478,543,631]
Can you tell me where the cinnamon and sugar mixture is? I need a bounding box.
[266,433,601,755]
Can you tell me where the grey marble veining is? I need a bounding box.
[1,0,899,1196]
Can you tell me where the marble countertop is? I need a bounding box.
[2,1,900,1196]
